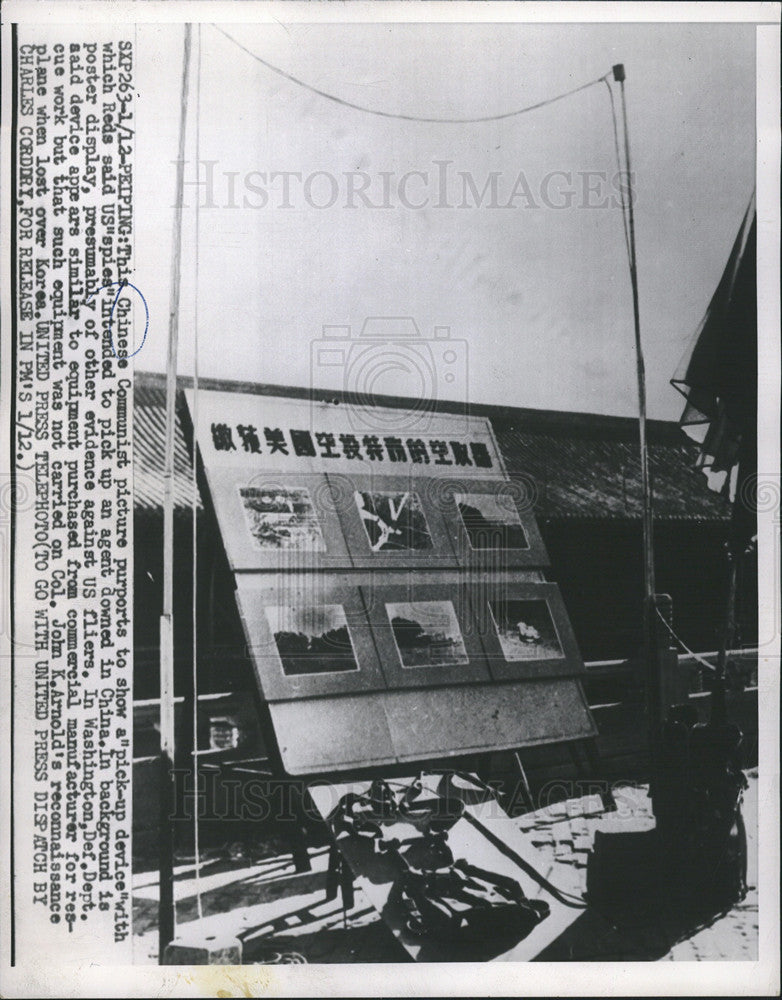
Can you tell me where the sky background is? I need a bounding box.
[132,20,756,420]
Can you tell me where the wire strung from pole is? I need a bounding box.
[191,22,204,924]
[654,606,718,674]
[213,25,609,125]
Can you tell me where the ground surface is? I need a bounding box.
[132,770,758,964]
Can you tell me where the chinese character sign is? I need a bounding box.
[188,390,503,478]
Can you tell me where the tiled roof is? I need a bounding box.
[134,383,200,513]
[494,424,729,520]
[132,375,730,522]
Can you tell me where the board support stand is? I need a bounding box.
[289,781,313,874]
[326,843,356,913]
[511,751,537,814]
[569,739,617,812]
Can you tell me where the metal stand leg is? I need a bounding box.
[570,739,617,813]
[512,751,537,814]
[325,843,354,914]
[288,782,312,873]
[325,843,341,901]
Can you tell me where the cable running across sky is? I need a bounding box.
[213,25,611,125]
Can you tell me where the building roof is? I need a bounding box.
[133,373,730,522]
[135,382,197,513]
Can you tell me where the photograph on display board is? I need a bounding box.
[488,598,564,661]
[361,581,491,688]
[475,582,585,681]
[354,489,434,552]
[334,474,458,567]
[455,491,530,551]
[240,485,327,552]
[438,478,549,568]
[234,579,387,700]
[386,600,470,668]
[264,604,360,675]
[203,471,352,571]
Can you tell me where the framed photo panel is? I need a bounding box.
[360,581,491,689]
[437,478,549,569]
[332,474,457,568]
[206,470,351,571]
[473,581,584,681]
[235,576,385,700]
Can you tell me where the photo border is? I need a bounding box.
[474,580,585,681]
[332,472,458,568]
[361,579,491,689]
[234,575,386,700]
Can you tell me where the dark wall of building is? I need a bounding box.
[540,519,757,662]
[134,511,252,701]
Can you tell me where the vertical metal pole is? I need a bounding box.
[713,556,738,726]
[713,444,752,726]
[159,22,192,962]
[612,65,662,766]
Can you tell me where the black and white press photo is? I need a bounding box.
[1,3,779,998]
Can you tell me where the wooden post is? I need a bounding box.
[159,22,192,961]
[713,553,739,726]
[612,64,662,776]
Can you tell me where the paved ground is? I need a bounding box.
[132,770,758,964]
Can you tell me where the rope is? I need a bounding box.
[655,606,717,674]
[191,22,204,923]
[213,25,609,125]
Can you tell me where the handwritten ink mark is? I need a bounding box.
[86,279,149,359]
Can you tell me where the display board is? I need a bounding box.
[185,387,595,774]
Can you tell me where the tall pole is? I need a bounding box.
[612,65,662,769]
[714,441,753,727]
[159,22,192,961]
